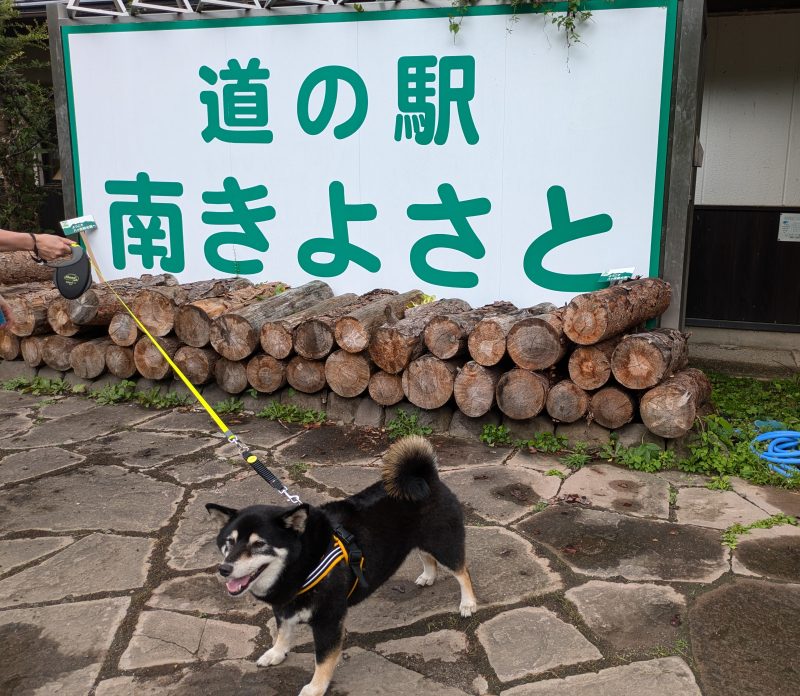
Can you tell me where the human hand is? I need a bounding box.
[35,234,75,262]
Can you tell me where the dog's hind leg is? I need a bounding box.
[257,616,295,667]
[415,550,438,587]
[453,566,478,618]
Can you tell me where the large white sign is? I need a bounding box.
[60,1,676,307]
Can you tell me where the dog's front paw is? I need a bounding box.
[459,599,477,618]
[257,648,287,667]
[298,685,325,696]
[415,571,436,587]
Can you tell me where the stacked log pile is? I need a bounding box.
[0,273,711,438]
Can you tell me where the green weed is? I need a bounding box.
[480,424,512,447]
[385,409,432,441]
[706,475,732,491]
[517,432,568,454]
[257,401,327,426]
[92,380,137,405]
[215,397,244,414]
[546,469,567,479]
[532,501,549,513]
[721,513,798,549]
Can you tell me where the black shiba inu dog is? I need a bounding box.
[206,435,477,696]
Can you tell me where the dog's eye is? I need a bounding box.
[251,541,270,553]
[225,537,235,546]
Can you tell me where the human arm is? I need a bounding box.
[0,228,74,261]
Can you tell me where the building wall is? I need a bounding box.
[695,12,800,206]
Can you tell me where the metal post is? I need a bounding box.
[661,0,706,330]
[47,2,77,219]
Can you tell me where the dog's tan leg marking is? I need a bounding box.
[415,550,438,587]
[298,645,342,696]
[257,620,294,667]
[453,566,477,617]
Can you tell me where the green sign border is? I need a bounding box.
[61,0,678,281]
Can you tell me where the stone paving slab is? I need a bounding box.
[0,464,184,533]
[729,476,800,517]
[440,465,560,524]
[518,507,728,583]
[1,404,156,449]
[347,526,562,633]
[0,533,153,607]
[120,609,260,669]
[476,607,601,682]
[558,464,670,519]
[78,430,218,469]
[555,421,611,447]
[0,386,43,407]
[500,657,701,696]
[732,524,800,581]
[164,457,241,485]
[675,488,767,529]
[376,629,468,664]
[654,469,711,488]
[275,425,388,467]
[167,471,331,571]
[564,580,686,650]
[428,435,510,468]
[148,572,265,617]
[689,580,800,696]
[0,446,85,485]
[305,463,382,496]
[0,597,130,695]
[0,411,32,440]
[505,449,570,475]
[136,409,226,433]
[38,397,99,419]
[0,536,74,575]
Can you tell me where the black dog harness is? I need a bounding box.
[296,526,367,599]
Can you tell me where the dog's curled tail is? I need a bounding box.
[381,435,438,502]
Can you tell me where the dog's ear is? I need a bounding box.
[280,504,309,534]
[205,503,239,526]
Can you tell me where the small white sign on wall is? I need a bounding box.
[778,213,800,242]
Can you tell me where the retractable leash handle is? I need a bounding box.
[58,216,302,505]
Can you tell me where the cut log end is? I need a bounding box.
[334,317,371,355]
[453,361,499,418]
[42,336,82,372]
[259,324,294,360]
[69,339,111,380]
[133,336,181,381]
[47,299,80,337]
[495,369,549,421]
[640,368,712,439]
[106,345,138,379]
[20,336,46,368]
[401,355,457,410]
[246,354,287,394]
[325,350,372,398]
[214,358,248,395]
[546,380,590,423]
[590,386,635,430]
[293,319,336,361]
[174,346,218,385]
[108,314,140,347]
[611,329,689,390]
[368,371,404,406]
[210,315,258,362]
[286,356,327,394]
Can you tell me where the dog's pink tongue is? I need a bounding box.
[226,575,250,593]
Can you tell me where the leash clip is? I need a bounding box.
[281,489,302,505]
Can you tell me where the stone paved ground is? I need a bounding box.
[1,389,799,696]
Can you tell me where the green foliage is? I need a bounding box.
[517,432,569,454]
[2,376,31,391]
[561,441,591,470]
[3,376,72,396]
[257,401,327,426]
[0,0,56,230]
[287,461,311,478]
[480,423,512,447]
[385,408,432,441]
[546,0,593,46]
[532,500,549,513]
[353,3,364,12]
[215,397,244,414]
[545,468,567,479]
[133,387,190,409]
[721,513,798,550]
[92,380,137,405]
[668,486,678,506]
[706,475,732,491]
[600,437,675,474]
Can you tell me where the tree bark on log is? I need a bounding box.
[546,379,590,423]
[174,346,219,385]
[47,298,80,337]
[640,368,712,438]
[246,354,287,394]
[214,358,248,394]
[261,294,359,360]
[20,335,47,367]
[108,313,140,347]
[467,303,556,367]
[453,361,501,418]
[590,386,636,430]
[6,288,61,337]
[424,301,517,361]
[495,368,549,420]
[67,275,176,327]
[507,308,570,371]
[106,345,138,379]
[368,370,405,406]
[132,278,253,337]
[211,281,333,361]
[563,278,672,345]
[334,290,425,354]
[567,337,622,391]
[0,250,54,284]
[325,350,374,398]
[69,338,112,379]
[611,328,689,390]
[0,329,20,360]
[174,282,283,348]
[369,299,471,374]
[286,356,327,394]
[42,336,82,371]
[133,335,182,380]
[294,289,396,361]
[401,354,458,410]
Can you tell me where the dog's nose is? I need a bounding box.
[218,563,233,577]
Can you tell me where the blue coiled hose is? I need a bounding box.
[750,430,800,478]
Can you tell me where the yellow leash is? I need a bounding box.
[76,235,301,505]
